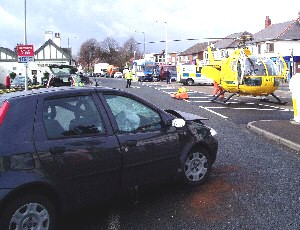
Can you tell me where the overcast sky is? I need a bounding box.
[0,0,299,56]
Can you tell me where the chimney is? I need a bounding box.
[53,32,61,47]
[44,31,53,41]
[265,16,271,28]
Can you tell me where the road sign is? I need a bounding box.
[17,45,34,56]
[18,56,28,63]
[17,45,35,63]
[18,56,34,63]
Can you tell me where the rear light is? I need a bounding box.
[0,101,10,126]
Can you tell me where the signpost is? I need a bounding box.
[17,45,34,62]
[17,45,34,90]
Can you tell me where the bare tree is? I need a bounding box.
[78,38,100,71]
[99,37,120,66]
[77,37,141,71]
[119,37,141,67]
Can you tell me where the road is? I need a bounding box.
[59,78,299,230]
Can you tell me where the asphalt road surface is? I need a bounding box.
[59,78,299,230]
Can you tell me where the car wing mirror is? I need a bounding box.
[172,118,186,128]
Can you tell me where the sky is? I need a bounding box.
[0,0,299,57]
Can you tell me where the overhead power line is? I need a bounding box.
[136,38,201,45]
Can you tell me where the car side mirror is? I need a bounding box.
[172,118,186,128]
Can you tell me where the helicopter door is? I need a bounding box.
[237,50,246,85]
[275,55,288,79]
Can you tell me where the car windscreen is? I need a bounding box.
[13,77,25,82]
[50,67,71,75]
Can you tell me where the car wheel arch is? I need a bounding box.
[186,78,194,86]
[0,182,62,217]
[180,142,213,186]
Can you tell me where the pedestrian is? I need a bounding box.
[32,74,37,85]
[5,74,11,89]
[213,80,224,99]
[125,70,133,88]
[166,68,171,84]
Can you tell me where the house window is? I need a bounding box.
[266,43,274,53]
[258,45,261,54]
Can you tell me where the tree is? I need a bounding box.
[99,37,121,66]
[119,37,141,68]
[78,38,100,71]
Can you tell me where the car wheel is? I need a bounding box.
[0,194,56,230]
[186,79,194,86]
[182,148,211,186]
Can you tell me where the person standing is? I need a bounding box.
[32,74,37,85]
[165,68,171,84]
[125,70,133,88]
[213,80,224,99]
[5,74,11,89]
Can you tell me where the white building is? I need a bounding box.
[0,32,73,85]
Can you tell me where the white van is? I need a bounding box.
[177,64,213,86]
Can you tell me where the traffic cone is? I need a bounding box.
[171,87,189,100]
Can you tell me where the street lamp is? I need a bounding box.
[67,36,77,49]
[24,0,28,91]
[135,31,145,58]
[155,21,168,64]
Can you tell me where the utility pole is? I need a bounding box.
[24,0,28,91]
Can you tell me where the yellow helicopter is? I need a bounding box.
[201,35,288,104]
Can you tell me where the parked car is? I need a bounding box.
[159,65,177,81]
[10,76,32,88]
[114,72,123,78]
[0,86,218,229]
[46,64,78,87]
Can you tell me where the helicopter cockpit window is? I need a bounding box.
[244,57,267,76]
[264,58,278,76]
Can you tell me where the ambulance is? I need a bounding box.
[177,64,214,86]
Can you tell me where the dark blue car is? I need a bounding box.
[0,86,218,229]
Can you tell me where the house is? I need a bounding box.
[0,47,18,84]
[249,14,300,79]
[177,42,210,65]
[0,32,74,85]
[179,13,300,79]
[211,31,253,59]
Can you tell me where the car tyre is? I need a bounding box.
[0,194,56,230]
[186,79,194,86]
[182,147,211,186]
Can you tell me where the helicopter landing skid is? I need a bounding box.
[210,91,237,104]
[259,93,287,105]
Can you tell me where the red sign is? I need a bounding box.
[17,45,34,57]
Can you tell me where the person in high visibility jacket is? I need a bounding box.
[213,81,224,99]
[125,70,133,88]
[171,87,189,99]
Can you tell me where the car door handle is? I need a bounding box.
[125,140,137,147]
[49,147,65,155]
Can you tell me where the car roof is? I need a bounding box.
[0,86,123,101]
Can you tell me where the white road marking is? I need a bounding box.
[188,96,210,99]
[198,105,228,119]
[190,100,212,103]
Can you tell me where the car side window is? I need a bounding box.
[104,95,161,132]
[43,95,105,139]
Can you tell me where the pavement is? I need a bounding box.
[246,83,300,153]
[247,120,300,153]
